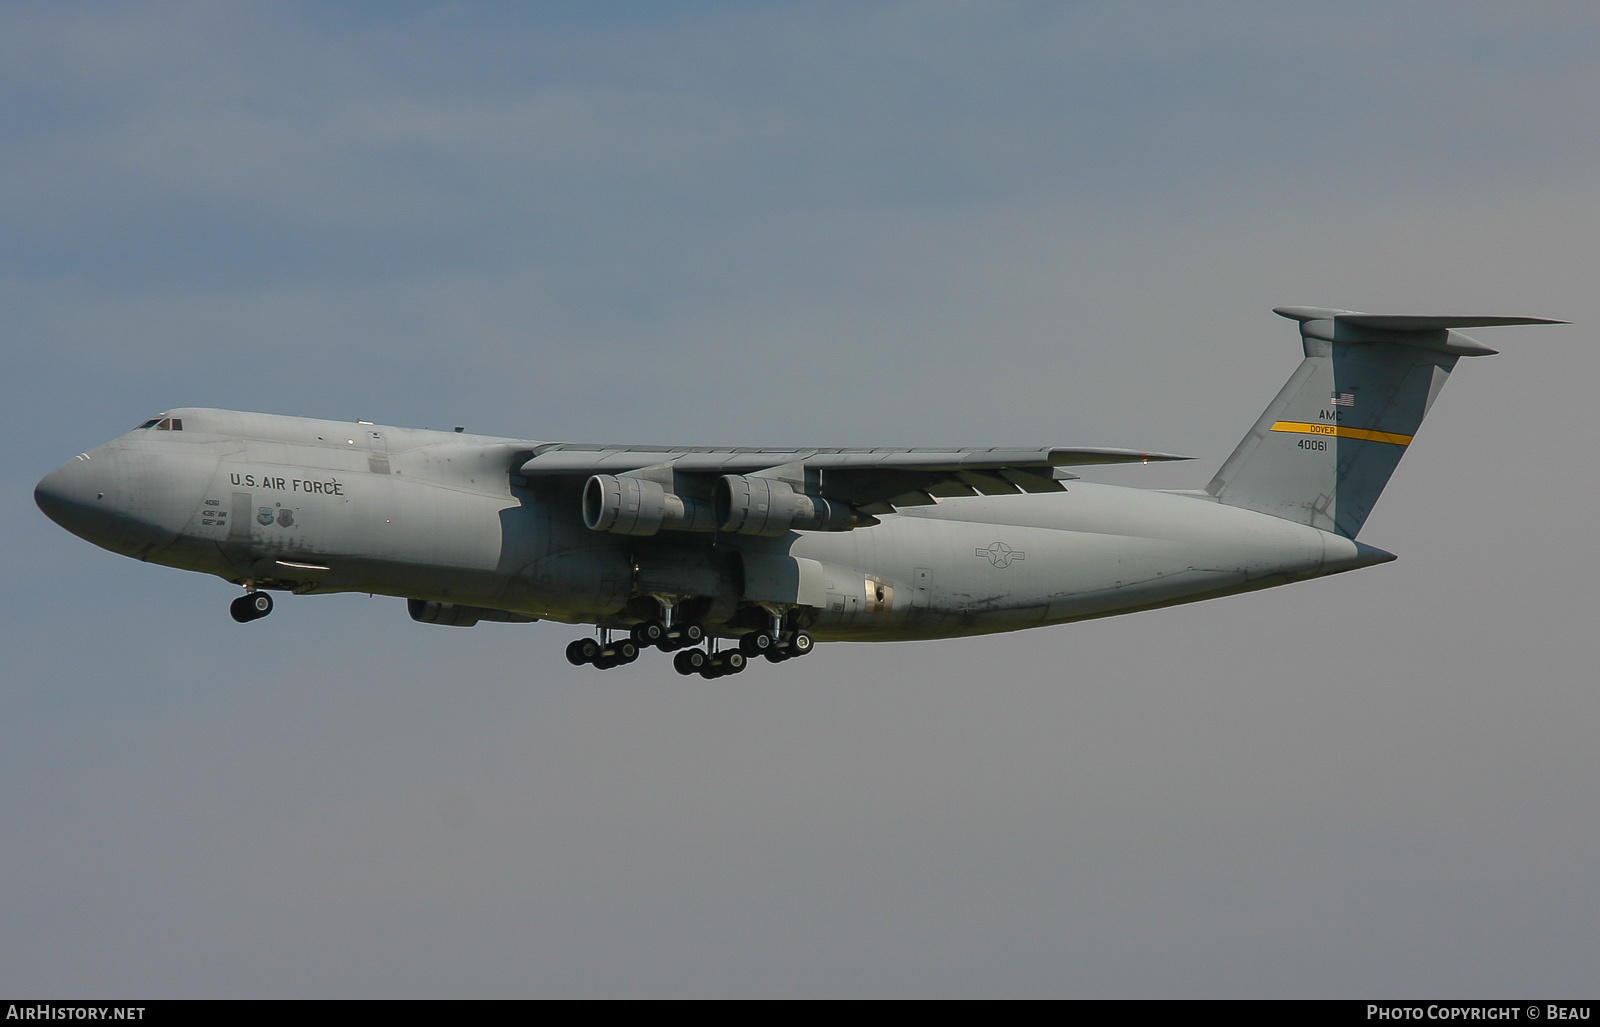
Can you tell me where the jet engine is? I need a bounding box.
[714,475,853,535]
[582,474,713,536]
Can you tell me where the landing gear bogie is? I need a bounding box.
[652,622,704,652]
[699,650,748,679]
[568,627,816,675]
[760,630,814,661]
[574,637,640,670]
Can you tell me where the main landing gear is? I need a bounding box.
[564,623,815,677]
[672,647,747,678]
[630,617,705,652]
[567,620,702,671]
[230,591,273,623]
[735,622,814,662]
[670,630,813,678]
[565,635,642,670]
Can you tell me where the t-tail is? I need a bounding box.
[1206,307,1565,538]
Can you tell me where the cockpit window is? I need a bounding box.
[139,418,161,429]
[152,417,183,431]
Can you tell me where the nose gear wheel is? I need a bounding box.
[230,592,273,623]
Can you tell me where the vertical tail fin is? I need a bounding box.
[1207,307,1564,538]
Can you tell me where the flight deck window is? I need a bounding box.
[154,418,184,431]
[139,419,161,429]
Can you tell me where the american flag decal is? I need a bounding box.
[1331,392,1356,408]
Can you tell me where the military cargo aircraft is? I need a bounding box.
[34,307,1561,677]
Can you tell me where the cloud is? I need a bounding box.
[7,2,1600,289]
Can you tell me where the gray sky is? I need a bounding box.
[4,1,1598,997]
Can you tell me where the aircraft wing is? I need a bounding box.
[518,444,1188,514]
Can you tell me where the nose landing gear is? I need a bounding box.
[230,591,273,623]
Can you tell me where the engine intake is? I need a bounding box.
[582,474,711,536]
[714,475,853,535]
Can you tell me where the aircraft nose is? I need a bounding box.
[35,453,118,542]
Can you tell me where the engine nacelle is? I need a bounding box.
[582,474,712,536]
[408,599,539,627]
[713,475,853,535]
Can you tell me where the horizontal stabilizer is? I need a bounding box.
[1273,307,1567,357]
[1274,308,1567,331]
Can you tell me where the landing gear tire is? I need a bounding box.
[615,640,640,664]
[789,631,814,656]
[740,632,774,655]
[764,648,790,663]
[230,592,273,623]
[631,620,667,647]
[566,638,601,666]
[673,649,708,675]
